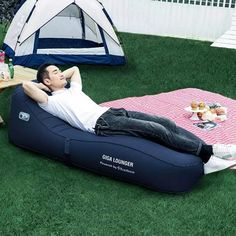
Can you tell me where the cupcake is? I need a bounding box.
[191,101,198,110]
[198,102,205,110]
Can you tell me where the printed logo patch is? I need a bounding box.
[18,112,30,122]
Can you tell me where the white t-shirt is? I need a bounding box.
[38,82,109,133]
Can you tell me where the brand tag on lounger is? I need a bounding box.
[18,112,30,122]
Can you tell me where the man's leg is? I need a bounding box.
[123,109,211,158]
[125,110,236,160]
[95,108,204,157]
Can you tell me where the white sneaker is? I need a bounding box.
[213,144,236,159]
[204,155,236,174]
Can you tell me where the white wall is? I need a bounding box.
[100,0,235,41]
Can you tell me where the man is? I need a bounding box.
[22,64,236,168]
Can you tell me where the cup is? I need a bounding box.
[0,71,9,82]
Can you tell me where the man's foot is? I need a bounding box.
[204,155,236,174]
[213,144,236,159]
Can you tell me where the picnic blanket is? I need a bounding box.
[101,88,236,172]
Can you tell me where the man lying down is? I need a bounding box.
[22,64,236,174]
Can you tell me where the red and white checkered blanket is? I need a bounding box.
[101,88,236,169]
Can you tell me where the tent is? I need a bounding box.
[2,0,125,67]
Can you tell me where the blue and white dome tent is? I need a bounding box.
[3,0,126,67]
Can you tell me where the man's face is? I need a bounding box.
[45,65,67,90]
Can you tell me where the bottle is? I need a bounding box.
[8,58,14,79]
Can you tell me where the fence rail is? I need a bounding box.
[101,0,235,41]
[154,0,236,8]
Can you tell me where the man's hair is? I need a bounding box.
[36,63,52,83]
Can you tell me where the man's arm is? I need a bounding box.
[63,66,82,85]
[22,81,50,103]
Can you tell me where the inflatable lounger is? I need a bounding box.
[8,86,204,193]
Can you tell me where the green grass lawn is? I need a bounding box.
[0,29,236,235]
